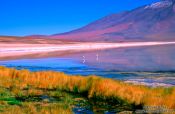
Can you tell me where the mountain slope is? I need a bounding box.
[51,0,175,42]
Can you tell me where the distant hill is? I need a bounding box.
[50,0,175,42]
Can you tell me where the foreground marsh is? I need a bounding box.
[0,66,175,113]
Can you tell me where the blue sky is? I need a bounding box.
[0,0,159,36]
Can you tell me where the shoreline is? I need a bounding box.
[0,42,175,58]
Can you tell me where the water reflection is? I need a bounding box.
[0,45,175,86]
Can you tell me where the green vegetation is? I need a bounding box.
[0,87,75,114]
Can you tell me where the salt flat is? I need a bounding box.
[0,42,175,58]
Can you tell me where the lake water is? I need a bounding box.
[0,57,175,87]
[0,57,138,79]
[0,45,175,86]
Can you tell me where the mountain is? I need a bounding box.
[50,0,175,42]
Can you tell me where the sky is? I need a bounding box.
[0,0,160,36]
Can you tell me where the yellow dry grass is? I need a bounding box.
[0,66,175,110]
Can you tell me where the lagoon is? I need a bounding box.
[0,57,175,87]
